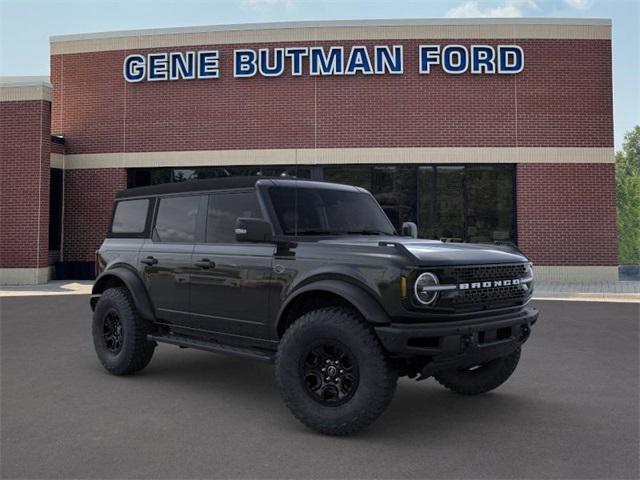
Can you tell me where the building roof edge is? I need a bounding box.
[50,17,612,43]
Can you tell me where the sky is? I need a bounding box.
[0,0,638,149]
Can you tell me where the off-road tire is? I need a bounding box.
[92,287,155,375]
[434,348,521,395]
[275,307,397,436]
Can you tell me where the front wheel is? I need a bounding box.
[275,307,397,436]
[433,348,521,395]
[92,287,155,375]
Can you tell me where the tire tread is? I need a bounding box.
[92,287,155,376]
[276,307,397,436]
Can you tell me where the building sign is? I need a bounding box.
[123,44,524,82]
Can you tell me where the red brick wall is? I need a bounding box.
[517,163,617,266]
[48,35,615,267]
[51,140,65,154]
[62,168,126,261]
[0,100,51,269]
[51,39,613,154]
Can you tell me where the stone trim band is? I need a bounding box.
[51,147,614,170]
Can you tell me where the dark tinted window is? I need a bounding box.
[127,166,312,187]
[207,192,262,243]
[112,199,149,233]
[49,168,63,249]
[464,166,514,243]
[371,166,417,228]
[417,165,515,242]
[268,186,396,236]
[154,196,199,242]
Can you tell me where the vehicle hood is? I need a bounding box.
[317,236,529,266]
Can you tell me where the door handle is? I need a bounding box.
[194,259,215,269]
[141,256,158,266]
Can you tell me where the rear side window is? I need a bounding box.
[111,199,149,234]
[154,195,200,243]
[206,191,262,243]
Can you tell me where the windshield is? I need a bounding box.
[268,186,397,236]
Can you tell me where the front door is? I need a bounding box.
[189,190,274,341]
[140,194,204,326]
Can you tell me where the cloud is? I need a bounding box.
[562,0,590,9]
[446,0,539,18]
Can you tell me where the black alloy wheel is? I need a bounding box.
[276,307,398,435]
[103,309,124,354]
[301,341,359,406]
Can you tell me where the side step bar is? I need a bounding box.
[147,334,275,363]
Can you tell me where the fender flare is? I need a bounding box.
[277,279,391,335]
[91,267,155,321]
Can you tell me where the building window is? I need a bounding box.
[127,166,312,187]
[418,165,515,243]
[48,168,63,250]
[128,164,516,243]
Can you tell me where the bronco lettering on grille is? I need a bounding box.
[459,279,521,290]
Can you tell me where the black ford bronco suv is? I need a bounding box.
[91,177,538,435]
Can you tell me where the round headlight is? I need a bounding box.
[414,272,440,305]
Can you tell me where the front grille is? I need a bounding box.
[453,284,527,305]
[454,264,527,283]
[430,263,532,311]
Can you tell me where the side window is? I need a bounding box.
[206,191,262,243]
[111,199,149,234]
[154,195,200,243]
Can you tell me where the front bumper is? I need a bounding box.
[375,306,538,378]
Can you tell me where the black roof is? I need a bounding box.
[115,176,333,199]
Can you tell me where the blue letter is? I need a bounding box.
[309,47,344,75]
[170,52,196,80]
[442,45,468,74]
[345,46,373,75]
[147,53,168,81]
[285,47,308,76]
[258,48,285,77]
[498,45,524,74]
[374,45,403,74]
[198,51,219,79]
[471,45,496,74]
[234,49,257,77]
[419,45,440,74]
[124,54,146,82]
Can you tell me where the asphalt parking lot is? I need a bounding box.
[1,296,638,479]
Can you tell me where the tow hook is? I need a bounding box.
[461,334,473,352]
[520,325,531,342]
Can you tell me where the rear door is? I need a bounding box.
[189,189,274,341]
[139,194,205,326]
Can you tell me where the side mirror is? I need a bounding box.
[235,217,273,243]
[401,222,418,238]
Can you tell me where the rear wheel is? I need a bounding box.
[275,307,397,436]
[92,287,155,375]
[433,348,521,395]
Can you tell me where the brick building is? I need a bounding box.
[0,18,616,284]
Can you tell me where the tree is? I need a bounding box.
[615,126,640,265]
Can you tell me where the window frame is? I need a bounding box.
[107,197,155,239]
